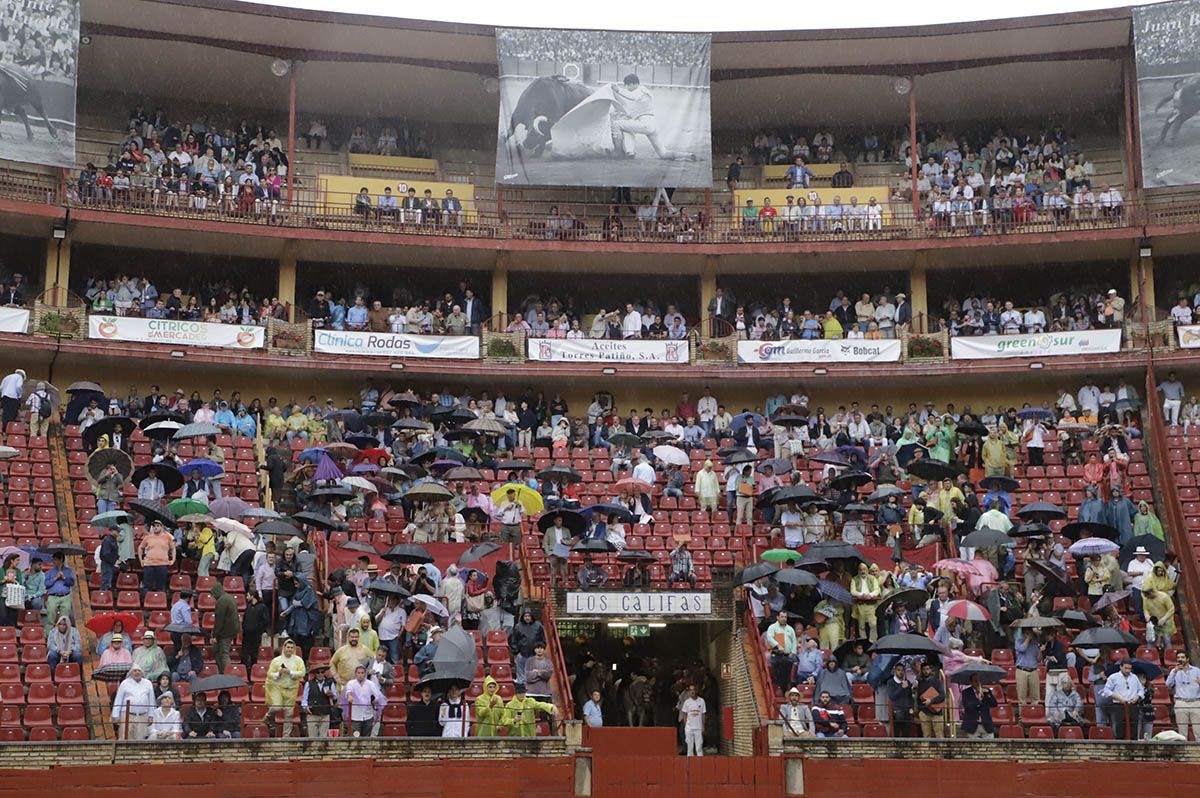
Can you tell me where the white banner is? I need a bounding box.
[0,307,30,334]
[950,329,1122,360]
[564,591,711,616]
[528,338,689,363]
[1177,325,1200,349]
[88,316,264,349]
[737,339,901,364]
[313,329,480,359]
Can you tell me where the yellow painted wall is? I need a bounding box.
[318,174,476,220]
[347,154,437,175]
[732,187,892,223]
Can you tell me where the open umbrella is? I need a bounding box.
[38,542,87,557]
[254,520,304,538]
[383,544,434,564]
[127,498,175,527]
[805,541,867,564]
[428,460,464,473]
[209,496,251,519]
[606,431,642,448]
[613,477,653,493]
[213,518,252,539]
[944,599,991,623]
[392,418,432,432]
[895,443,931,469]
[443,466,483,482]
[1119,535,1166,569]
[537,511,588,536]
[1068,537,1120,558]
[770,414,808,428]
[292,511,344,531]
[431,405,477,426]
[979,475,1020,492]
[865,484,906,503]
[494,460,534,472]
[1027,559,1076,595]
[772,568,818,587]
[411,594,449,616]
[338,541,379,556]
[460,507,491,525]
[0,546,31,570]
[616,549,656,564]
[1105,659,1162,680]
[361,411,395,428]
[168,497,209,517]
[163,622,205,637]
[770,485,820,506]
[132,463,183,495]
[728,412,763,433]
[490,483,543,515]
[960,527,1012,549]
[955,420,989,437]
[817,579,853,603]
[1060,521,1120,541]
[723,449,758,465]
[312,485,354,500]
[0,445,18,461]
[1009,522,1052,538]
[582,504,635,524]
[297,447,328,465]
[757,458,793,475]
[321,443,359,460]
[1017,407,1054,421]
[536,465,583,484]
[93,662,132,683]
[1015,502,1067,520]
[85,610,142,637]
[381,466,416,480]
[344,434,380,450]
[406,483,454,503]
[949,663,1008,685]
[871,633,943,655]
[244,508,283,520]
[761,548,802,564]
[178,514,214,525]
[808,451,850,467]
[841,503,877,515]
[875,588,930,625]
[366,580,411,598]
[1011,616,1065,630]
[142,420,184,440]
[340,476,378,494]
[640,430,675,442]
[178,459,224,480]
[573,538,618,553]
[829,472,872,491]
[172,422,223,441]
[313,456,344,483]
[192,674,250,693]
[1090,590,1131,613]
[458,542,501,565]
[905,459,958,482]
[463,418,507,436]
[1056,609,1098,629]
[140,411,187,429]
[414,447,468,465]
[795,554,830,574]
[385,391,423,409]
[1071,627,1138,648]
[652,446,689,468]
[67,381,103,393]
[416,626,477,692]
[83,415,134,450]
[87,447,133,482]
[90,510,131,528]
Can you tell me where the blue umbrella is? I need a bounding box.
[1105,659,1162,680]
[728,412,764,433]
[178,459,224,479]
[298,447,327,464]
[1017,407,1054,421]
[817,579,853,604]
[1067,537,1120,558]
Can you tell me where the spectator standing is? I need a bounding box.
[0,368,24,433]
[1159,371,1185,427]
[112,663,155,740]
[1102,659,1144,739]
[266,637,306,738]
[1166,650,1200,740]
[42,551,74,630]
[583,689,604,728]
[211,581,240,673]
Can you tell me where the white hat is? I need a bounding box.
[1108,289,1117,295]
[1134,546,1149,555]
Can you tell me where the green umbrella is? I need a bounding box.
[90,510,131,529]
[761,548,803,564]
[168,497,209,517]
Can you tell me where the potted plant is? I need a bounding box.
[39,311,79,336]
[907,335,944,359]
[487,337,519,359]
[697,339,731,360]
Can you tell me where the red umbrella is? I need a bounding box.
[85,611,142,637]
[944,599,991,623]
[613,478,653,493]
[353,448,391,467]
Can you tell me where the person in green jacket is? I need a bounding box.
[475,675,506,736]
[1133,500,1165,541]
[211,582,240,674]
[503,684,557,737]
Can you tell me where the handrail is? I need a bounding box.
[541,592,576,723]
[1144,369,1200,661]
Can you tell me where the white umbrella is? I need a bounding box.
[0,446,18,461]
[212,517,252,538]
[652,445,689,468]
[411,594,448,616]
[340,476,378,493]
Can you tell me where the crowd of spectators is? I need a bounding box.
[305,282,487,335]
[932,288,1127,336]
[494,28,705,66]
[0,270,28,306]
[337,121,431,159]
[0,0,79,81]
[82,275,287,325]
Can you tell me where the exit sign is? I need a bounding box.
[628,624,651,637]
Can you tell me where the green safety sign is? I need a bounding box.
[628,624,651,637]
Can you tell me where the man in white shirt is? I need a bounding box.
[1077,383,1101,417]
[1102,659,1144,739]
[873,296,896,338]
[1126,547,1154,617]
[1170,298,1194,326]
[1166,650,1200,740]
[1055,389,1077,416]
[999,302,1023,335]
[622,304,643,339]
[679,684,706,756]
[1023,307,1046,333]
[1098,184,1123,217]
[697,388,718,437]
[780,503,806,548]
[1025,421,1047,466]
[0,367,25,432]
[782,195,803,237]
[112,663,156,739]
[388,309,408,334]
[846,412,870,447]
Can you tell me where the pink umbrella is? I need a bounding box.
[933,558,982,577]
[965,558,999,592]
[944,599,991,623]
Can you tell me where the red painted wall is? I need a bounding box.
[586,727,678,756]
[592,755,784,798]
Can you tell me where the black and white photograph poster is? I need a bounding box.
[1135,0,1200,187]
[0,0,78,168]
[495,28,711,188]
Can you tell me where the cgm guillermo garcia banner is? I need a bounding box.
[89,316,264,349]
[950,329,1122,360]
[313,329,480,359]
[527,338,688,363]
[737,339,901,364]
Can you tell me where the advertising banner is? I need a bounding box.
[1177,324,1200,348]
[1134,0,1200,187]
[0,0,78,167]
[0,307,30,334]
[950,329,1122,360]
[495,28,711,187]
[88,316,265,349]
[313,329,480,359]
[564,591,712,616]
[737,338,901,364]
[527,338,688,363]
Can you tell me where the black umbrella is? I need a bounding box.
[955,420,989,437]
[1119,535,1166,569]
[1060,521,1120,541]
[495,460,535,471]
[771,415,808,428]
[311,485,354,499]
[254,520,304,537]
[795,554,830,574]
[805,541,866,564]
[87,447,133,482]
[831,638,871,663]
[641,430,675,442]
[960,527,1012,548]
[83,415,135,449]
[67,381,103,393]
[734,562,780,586]
[829,472,872,491]
[770,485,820,506]
[132,463,184,496]
[979,475,1020,493]
[361,411,395,428]
[870,633,943,655]
[583,504,635,524]
[905,459,958,482]
[572,538,617,553]
[758,458,793,474]
[382,543,435,564]
[875,588,930,625]
[1009,522,1052,538]
[895,443,931,469]
[366,579,411,598]
[392,418,432,432]
[127,498,176,527]
[606,432,642,448]
[724,450,758,465]
[441,428,478,442]
[416,626,478,692]
[841,502,877,515]
[413,448,467,465]
[292,511,344,531]
[865,485,906,503]
[38,542,87,556]
[773,568,818,587]
[1071,626,1138,648]
[1090,590,1131,613]
[344,434,379,450]
[192,674,250,693]
[1105,659,1162,680]
[1027,558,1076,595]
[536,465,583,484]
[949,663,1008,685]
[1056,610,1098,630]
[162,623,205,637]
[460,507,491,525]
[616,549,656,563]
[430,405,477,426]
[537,511,588,536]
[338,541,379,555]
[458,543,501,564]
[394,464,429,479]
[1011,616,1066,630]
[1015,502,1067,520]
[386,391,422,409]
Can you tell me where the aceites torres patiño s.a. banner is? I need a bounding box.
[526,338,688,363]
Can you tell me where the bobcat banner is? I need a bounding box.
[495,28,711,188]
[0,0,78,167]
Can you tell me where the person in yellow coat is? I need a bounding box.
[265,637,306,738]
[850,562,882,641]
[814,600,845,651]
[503,683,557,737]
[356,614,379,656]
[1141,562,1177,646]
[475,675,506,736]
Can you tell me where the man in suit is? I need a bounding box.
[707,287,733,336]
[460,289,486,335]
[441,189,464,228]
[625,410,647,437]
